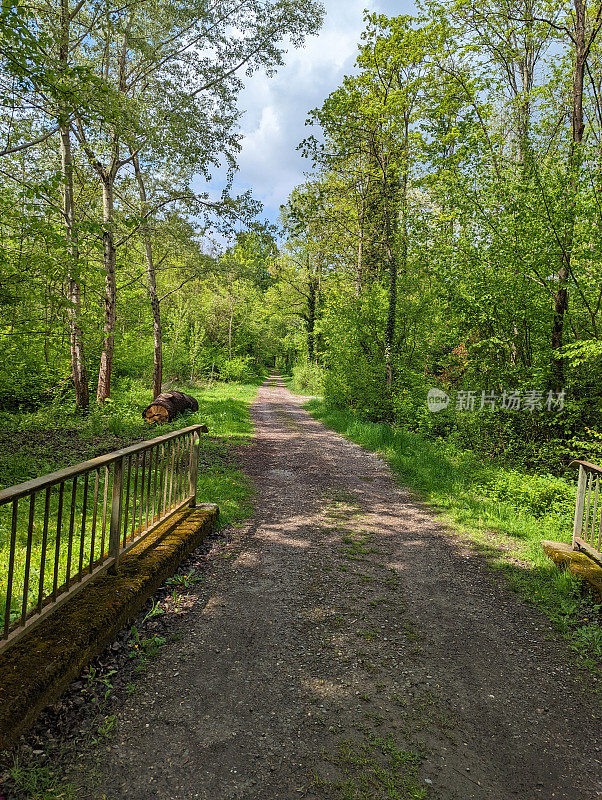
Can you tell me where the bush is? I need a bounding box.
[324,360,394,420]
[216,356,259,383]
[291,362,324,395]
[480,469,575,520]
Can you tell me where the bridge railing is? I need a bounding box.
[0,424,203,652]
[571,460,602,565]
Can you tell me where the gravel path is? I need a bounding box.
[72,376,601,799]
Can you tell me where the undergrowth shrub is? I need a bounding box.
[216,357,260,383]
[481,469,575,520]
[291,362,324,395]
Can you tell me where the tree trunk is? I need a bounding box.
[142,391,201,424]
[356,193,365,297]
[67,277,89,407]
[228,298,234,360]
[97,180,117,403]
[551,0,588,390]
[384,242,397,389]
[307,276,316,362]
[132,153,163,398]
[517,0,535,168]
[384,152,403,390]
[59,0,89,410]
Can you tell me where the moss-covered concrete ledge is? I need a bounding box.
[0,503,218,749]
[542,539,602,600]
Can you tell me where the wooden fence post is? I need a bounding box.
[189,431,200,508]
[573,464,587,550]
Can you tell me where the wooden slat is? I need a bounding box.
[89,470,100,573]
[162,441,170,515]
[139,451,146,534]
[65,477,78,587]
[122,455,132,547]
[574,536,602,566]
[100,467,109,556]
[37,487,51,612]
[591,476,600,547]
[573,464,587,548]
[174,437,181,502]
[152,445,159,522]
[570,459,602,476]
[3,499,19,638]
[52,483,64,600]
[179,436,188,501]
[108,457,123,572]
[77,472,89,581]
[131,455,139,540]
[145,447,153,528]
[176,438,182,503]
[189,432,200,508]
[21,493,36,625]
[584,471,592,541]
[168,440,176,510]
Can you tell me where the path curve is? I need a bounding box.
[78,376,601,799]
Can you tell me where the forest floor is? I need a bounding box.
[5,374,602,799]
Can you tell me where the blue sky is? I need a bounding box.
[203,0,415,230]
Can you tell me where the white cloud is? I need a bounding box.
[208,0,417,227]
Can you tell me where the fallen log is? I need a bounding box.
[142,391,200,424]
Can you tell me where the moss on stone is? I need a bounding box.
[542,539,602,601]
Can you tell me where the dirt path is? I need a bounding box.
[72,376,601,799]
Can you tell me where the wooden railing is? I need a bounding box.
[0,424,204,652]
[571,460,602,565]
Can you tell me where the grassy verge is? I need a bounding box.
[306,400,602,670]
[0,378,257,632]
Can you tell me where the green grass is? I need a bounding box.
[306,400,602,669]
[0,378,258,631]
[2,758,78,800]
[0,377,258,460]
[314,732,426,800]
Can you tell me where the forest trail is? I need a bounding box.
[74,375,601,800]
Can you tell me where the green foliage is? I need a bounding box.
[0,0,324,410]
[281,3,602,480]
[166,570,203,588]
[481,469,574,520]
[291,361,324,394]
[216,356,261,383]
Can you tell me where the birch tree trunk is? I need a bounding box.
[132,153,163,398]
[60,0,89,409]
[97,179,117,403]
[95,17,132,404]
